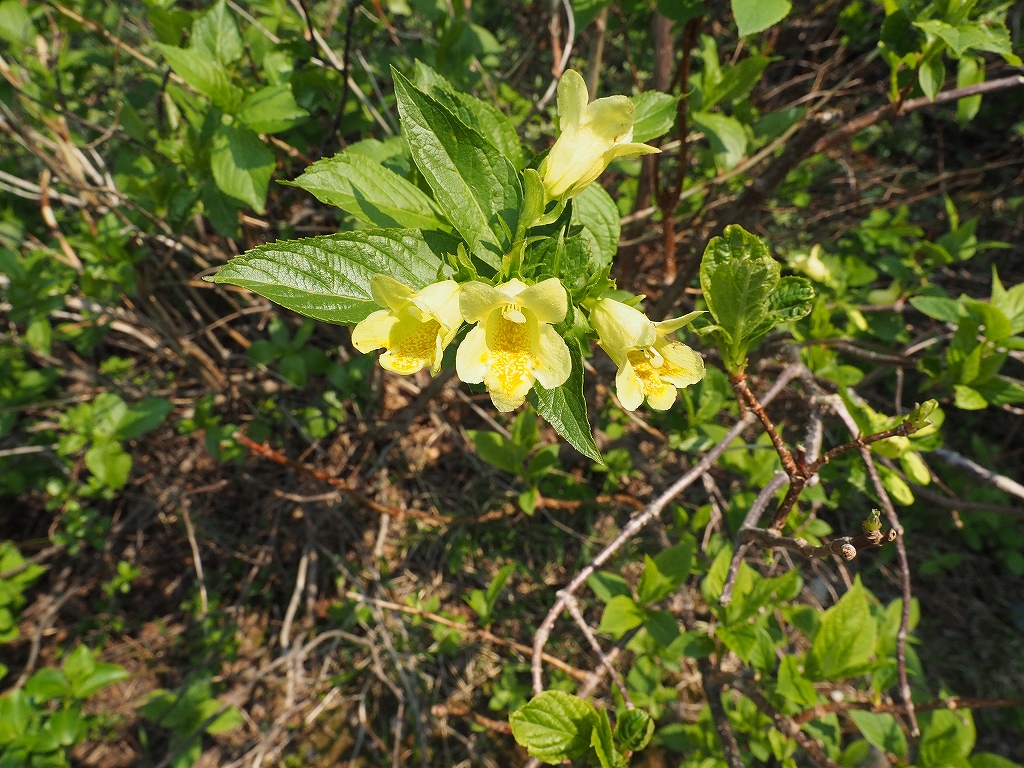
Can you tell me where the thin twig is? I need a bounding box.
[532,364,803,694]
[561,592,633,707]
[699,657,744,768]
[536,0,575,111]
[828,395,918,737]
[180,504,208,620]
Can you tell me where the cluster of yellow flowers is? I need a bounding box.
[352,276,704,413]
[351,70,705,413]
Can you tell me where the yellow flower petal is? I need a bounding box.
[351,309,397,352]
[541,69,660,200]
[517,278,568,325]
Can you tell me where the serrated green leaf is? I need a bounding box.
[192,0,242,66]
[156,44,243,112]
[572,183,620,273]
[598,595,644,638]
[590,707,622,768]
[731,0,791,36]
[776,654,817,707]
[614,708,654,752]
[413,62,523,168]
[850,710,907,758]
[636,539,695,605]
[630,91,678,143]
[211,124,275,213]
[806,578,877,681]
[289,151,447,230]
[918,709,975,766]
[528,338,601,462]
[970,754,1024,768]
[509,691,597,764]
[393,70,521,267]
[211,229,452,325]
[699,225,781,372]
[236,85,309,134]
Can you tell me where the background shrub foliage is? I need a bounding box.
[1,0,1023,765]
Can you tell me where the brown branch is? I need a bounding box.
[730,680,843,768]
[793,696,1024,725]
[828,397,918,737]
[699,657,745,768]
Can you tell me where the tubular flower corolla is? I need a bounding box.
[456,278,572,412]
[539,69,660,201]
[351,275,462,375]
[590,298,705,411]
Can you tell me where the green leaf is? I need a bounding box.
[571,0,613,29]
[630,91,678,143]
[413,62,523,168]
[636,539,695,605]
[0,689,30,741]
[953,385,988,410]
[692,111,747,170]
[211,124,276,213]
[85,441,132,490]
[910,295,963,323]
[49,705,84,747]
[392,69,521,267]
[192,0,243,66]
[590,707,625,768]
[614,708,654,752]
[655,0,703,23]
[918,709,975,767]
[881,10,925,57]
[288,151,447,230]
[572,183,620,273]
[955,57,984,125]
[62,646,96,686]
[849,711,907,758]
[72,662,129,698]
[702,56,772,110]
[115,398,174,441]
[588,571,632,602]
[528,338,601,462]
[918,57,946,102]
[597,595,644,638]
[200,701,244,734]
[25,669,70,702]
[970,754,1024,768]
[806,577,877,681]
[468,430,526,474]
[509,691,597,764]
[731,0,792,36]
[776,654,817,707]
[156,44,243,112]
[699,224,807,372]
[211,229,452,325]
[642,609,681,647]
[0,0,33,46]
[990,268,1024,335]
[236,85,309,134]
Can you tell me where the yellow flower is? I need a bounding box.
[539,69,660,201]
[590,298,705,411]
[456,278,572,412]
[351,275,462,375]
